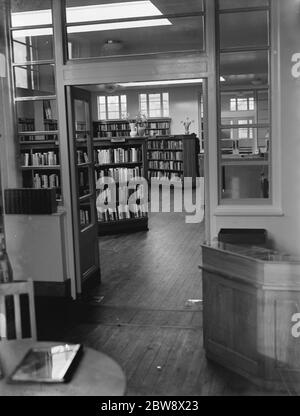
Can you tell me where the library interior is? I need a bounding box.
[1,0,300,396]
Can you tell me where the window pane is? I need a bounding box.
[218,0,269,9]
[98,96,105,104]
[12,30,54,63]
[10,0,52,27]
[221,91,269,124]
[220,127,270,156]
[67,16,204,59]
[14,64,56,97]
[16,99,58,140]
[221,165,269,200]
[66,0,204,22]
[220,50,269,88]
[219,11,269,49]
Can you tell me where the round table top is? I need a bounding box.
[0,340,126,396]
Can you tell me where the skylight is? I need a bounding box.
[11,9,52,27]
[66,1,165,23]
[67,19,171,34]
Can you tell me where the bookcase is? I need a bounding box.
[94,137,148,236]
[18,117,61,202]
[147,134,198,185]
[93,118,171,138]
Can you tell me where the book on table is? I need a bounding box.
[8,344,83,383]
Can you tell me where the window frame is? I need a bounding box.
[97,94,127,120]
[139,92,169,118]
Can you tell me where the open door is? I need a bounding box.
[66,86,100,296]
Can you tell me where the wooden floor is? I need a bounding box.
[38,209,289,396]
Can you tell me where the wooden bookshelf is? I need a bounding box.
[94,137,148,236]
[147,134,198,185]
[18,120,62,202]
[93,118,171,138]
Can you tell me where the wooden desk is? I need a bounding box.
[0,340,126,396]
[201,242,300,391]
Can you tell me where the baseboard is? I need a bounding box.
[34,279,71,298]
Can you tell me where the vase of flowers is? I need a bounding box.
[136,113,148,136]
[181,117,194,135]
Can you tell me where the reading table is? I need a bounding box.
[0,340,126,396]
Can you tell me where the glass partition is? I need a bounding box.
[216,0,271,203]
[65,0,205,60]
[9,0,63,203]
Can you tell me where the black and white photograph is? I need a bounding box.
[0,0,300,403]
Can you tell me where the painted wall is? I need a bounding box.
[91,85,202,137]
[215,0,300,256]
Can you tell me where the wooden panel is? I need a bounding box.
[274,298,300,369]
[183,136,198,180]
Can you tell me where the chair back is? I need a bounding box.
[0,280,36,340]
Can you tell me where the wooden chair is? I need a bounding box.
[0,280,36,341]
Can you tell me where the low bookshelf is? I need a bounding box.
[147,134,198,186]
[93,137,148,236]
[93,118,171,138]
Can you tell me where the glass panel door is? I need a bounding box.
[66,86,100,295]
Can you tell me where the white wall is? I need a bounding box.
[91,85,202,136]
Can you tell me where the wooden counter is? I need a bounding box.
[201,242,300,390]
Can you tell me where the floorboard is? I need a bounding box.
[37,208,289,396]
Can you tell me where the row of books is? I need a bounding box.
[18,118,34,132]
[148,140,183,150]
[33,173,60,189]
[77,150,89,164]
[97,123,129,131]
[95,148,141,165]
[18,119,58,132]
[148,130,170,136]
[148,171,183,181]
[148,161,183,171]
[96,184,145,205]
[147,122,170,129]
[95,167,142,184]
[22,152,59,166]
[19,134,59,142]
[44,120,58,131]
[4,188,57,215]
[147,151,182,161]
[97,204,147,222]
[80,208,90,227]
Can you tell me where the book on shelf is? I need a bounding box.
[80,208,90,226]
[22,151,59,167]
[95,147,141,165]
[97,204,147,222]
[77,150,89,164]
[95,167,142,184]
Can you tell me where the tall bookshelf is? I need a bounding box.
[94,137,148,235]
[18,117,61,202]
[147,134,198,185]
[93,118,171,138]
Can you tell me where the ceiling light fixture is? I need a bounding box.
[118,79,204,87]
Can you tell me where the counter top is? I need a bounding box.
[202,241,300,264]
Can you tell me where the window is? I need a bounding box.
[230,97,254,111]
[97,95,127,120]
[238,120,253,139]
[139,93,169,118]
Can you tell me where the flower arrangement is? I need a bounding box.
[181,117,194,134]
[135,112,148,127]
